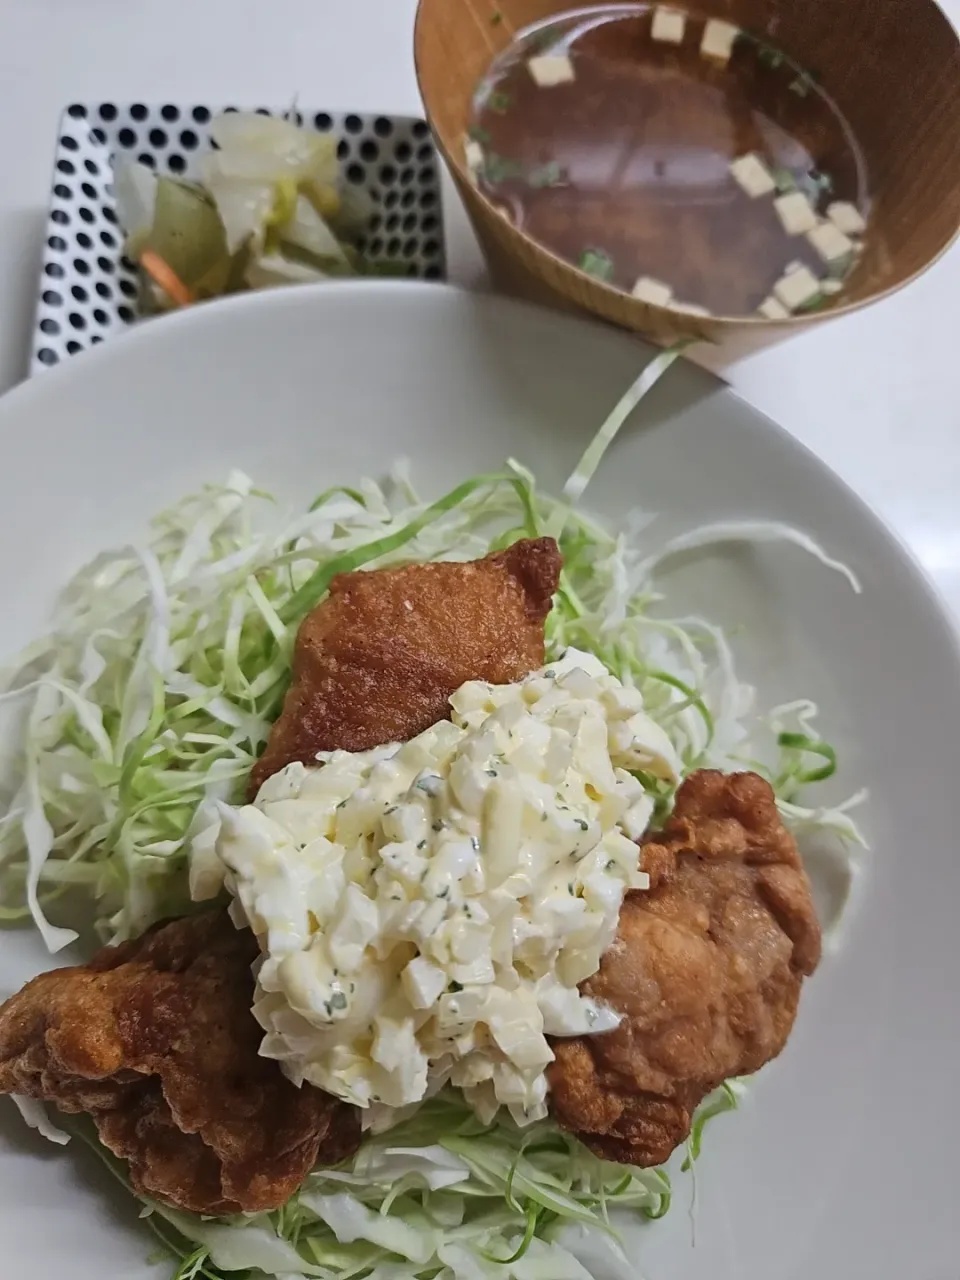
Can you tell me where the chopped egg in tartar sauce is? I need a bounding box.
[190,649,681,1127]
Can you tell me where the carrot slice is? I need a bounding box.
[139,249,195,308]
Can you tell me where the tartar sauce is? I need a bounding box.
[191,648,681,1127]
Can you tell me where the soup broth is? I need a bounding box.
[469,4,870,318]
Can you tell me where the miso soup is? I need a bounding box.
[468,4,869,318]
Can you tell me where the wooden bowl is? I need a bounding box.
[415,0,960,347]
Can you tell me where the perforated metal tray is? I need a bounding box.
[31,103,446,374]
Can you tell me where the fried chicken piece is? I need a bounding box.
[249,537,562,796]
[0,910,359,1214]
[0,540,560,1210]
[549,769,821,1167]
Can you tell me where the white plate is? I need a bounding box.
[0,284,957,1280]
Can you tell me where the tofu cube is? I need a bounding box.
[821,278,844,294]
[651,6,686,43]
[826,201,867,236]
[774,190,818,235]
[464,138,484,182]
[631,276,673,307]
[785,259,805,274]
[758,296,790,320]
[807,220,854,264]
[729,153,775,198]
[528,54,575,87]
[773,265,821,311]
[701,18,739,63]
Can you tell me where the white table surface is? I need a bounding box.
[1,0,957,613]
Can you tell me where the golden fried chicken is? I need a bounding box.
[0,539,562,1211]
[549,769,821,1166]
[249,536,562,796]
[0,910,359,1214]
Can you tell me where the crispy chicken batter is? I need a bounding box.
[549,770,822,1166]
[249,537,562,796]
[0,538,565,1213]
[0,910,359,1214]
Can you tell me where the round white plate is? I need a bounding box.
[0,284,956,1280]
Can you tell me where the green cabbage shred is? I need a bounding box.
[67,1088,737,1280]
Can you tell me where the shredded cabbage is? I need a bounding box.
[0,462,863,948]
[0,350,867,1278]
[11,1093,70,1145]
[65,1089,736,1280]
